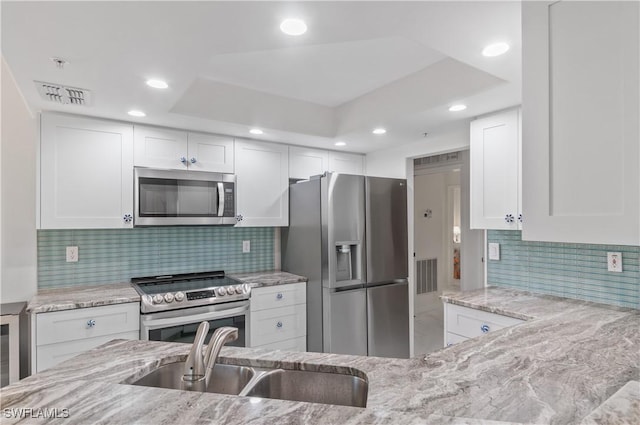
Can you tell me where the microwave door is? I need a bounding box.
[177,180,216,216]
[139,178,178,216]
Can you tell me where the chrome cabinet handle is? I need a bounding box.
[480,324,490,333]
[447,343,453,347]
[180,157,187,164]
[87,319,96,328]
[518,214,523,223]
[236,214,243,223]
[505,214,514,223]
[190,157,197,164]
[276,321,283,328]
[276,293,283,300]
[123,214,132,223]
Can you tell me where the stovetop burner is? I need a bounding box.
[131,270,250,314]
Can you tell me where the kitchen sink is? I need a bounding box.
[242,369,368,408]
[130,362,368,407]
[131,362,255,395]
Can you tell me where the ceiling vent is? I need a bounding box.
[35,81,92,106]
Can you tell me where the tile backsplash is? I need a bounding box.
[487,230,639,309]
[38,227,275,288]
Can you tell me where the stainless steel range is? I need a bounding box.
[131,271,250,346]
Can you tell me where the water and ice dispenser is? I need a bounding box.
[335,243,362,283]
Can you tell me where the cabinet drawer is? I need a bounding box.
[445,332,469,347]
[36,331,139,372]
[36,303,140,346]
[250,283,306,312]
[249,304,306,347]
[445,303,524,339]
[253,336,306,352]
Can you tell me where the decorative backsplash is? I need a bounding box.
[487,230,639,309]
[38,227,274,288]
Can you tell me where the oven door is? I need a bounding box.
[140,301,248,347]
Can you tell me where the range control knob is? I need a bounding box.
[152,294,164,304]
[174,292,185,302]
[226,286,235,295]
[235,285,244,294]
[164,293,174,303]
[216,287,227,297]
[243,284,251,294]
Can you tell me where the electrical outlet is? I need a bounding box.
[242,240,250,253]
[66,246,79,262]
[488,243,500,261]
[607,252,623,272]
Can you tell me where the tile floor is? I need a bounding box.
[414,281,460,356]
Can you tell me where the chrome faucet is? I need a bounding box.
[181,322,238,392]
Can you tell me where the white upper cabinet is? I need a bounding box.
[470,108,521,230]
[134,126,188,170]
[235,139,289,227]
[522,1,639,245]
[187,133,234,173]
[39,113,133,229]
[289,146,329,180]
[134,126,234,173]
[328,151,365,175]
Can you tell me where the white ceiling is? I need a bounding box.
[1,1,522,153]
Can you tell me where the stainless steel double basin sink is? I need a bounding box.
[130,362,368,408]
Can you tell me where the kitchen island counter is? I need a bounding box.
[5,287,638,424]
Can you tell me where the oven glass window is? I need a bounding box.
[149,315,245,347]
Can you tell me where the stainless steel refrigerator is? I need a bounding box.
[282,173,409,358]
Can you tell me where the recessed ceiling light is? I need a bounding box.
[128,110,146,117]
[335,141,346,147]
[482,42,510,57]
[372,128,386,135]
[280,18,307,36]
[448,104,467,112]
[146,79,168,89]
[249,128,264,135]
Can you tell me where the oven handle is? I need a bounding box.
[142,305,249,330]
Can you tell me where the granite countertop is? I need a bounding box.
[6,287,638,424]
[26,271,307,314]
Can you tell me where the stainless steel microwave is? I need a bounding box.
[134,167,236,226]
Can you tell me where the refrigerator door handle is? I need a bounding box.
[366,279,408,289]
[333,283,366,293]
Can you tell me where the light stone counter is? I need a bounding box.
[6,287,638,424]
[26,282,140,314]
[26,271,306,314]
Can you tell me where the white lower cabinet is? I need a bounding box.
[443,302,524,347]
[32,303,140,372]
[249,282,306,351]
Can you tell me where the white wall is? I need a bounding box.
[365,121,470,178]
[1,57,38,303]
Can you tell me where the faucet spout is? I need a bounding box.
[203,326,239,387]
[181,321,210,391]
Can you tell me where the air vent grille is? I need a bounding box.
[414,151,461,169]
[35,81,92,106]
[416,258,437,294]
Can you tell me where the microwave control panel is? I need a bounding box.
[222,182,235,217]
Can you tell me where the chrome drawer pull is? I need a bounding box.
[276,321,283,328]
[276,293,283,300]
[480,324,490,333]
[87,319,96,328]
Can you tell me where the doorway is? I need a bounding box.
[412,153,463,355]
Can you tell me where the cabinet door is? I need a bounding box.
[40,113,133,229]
[133,125,188,170]
[522,1,639,245]
[328,151,365,175]
[235,140,289,226]
[187,133,234,173]
[289,146,329,179]
[470,109,521,230]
